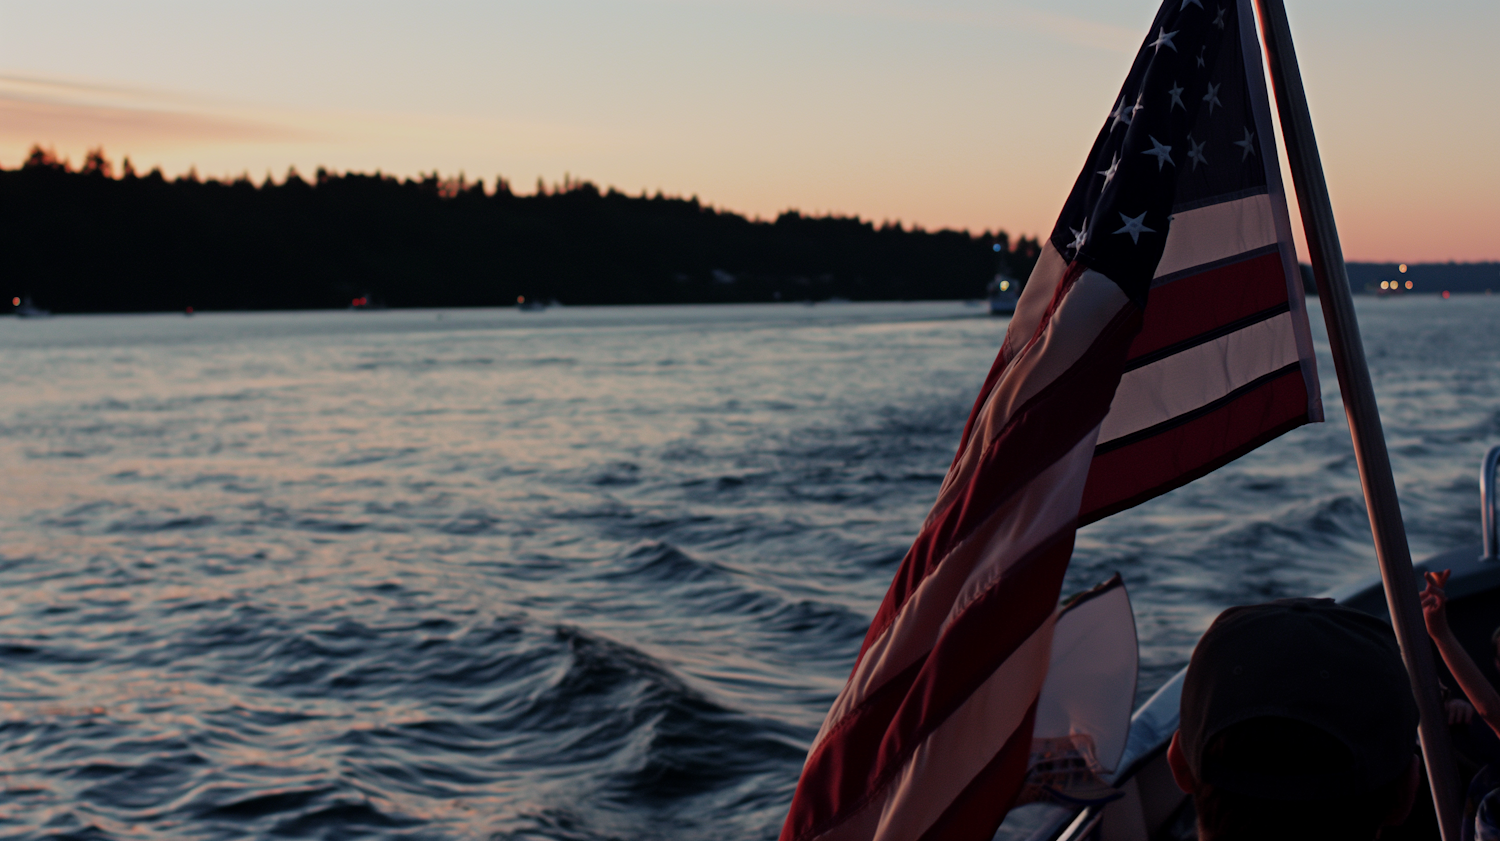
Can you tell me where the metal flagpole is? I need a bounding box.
[1252,1,1462,838]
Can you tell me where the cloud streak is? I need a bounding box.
[0,73,626,181]
[0,75,308,150]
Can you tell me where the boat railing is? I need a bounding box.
[1483,444,1500,562]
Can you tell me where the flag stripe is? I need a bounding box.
[999,242,1070,370]
[1098,311,1300,445]
[914,701,1039,841]
[951,241,1073,473]
[1124,301,1288,373]
[869,502,1082,787]
[811,283,1131,759]
[1098,361,1303,454]
[788,530,1075,841]
[1081,363,1310,522]
[874,615,1057,840]
[816,434,1096,755]
[1151,242,1280,288]
[1127,250,1292,361]
[921,266,1112,542]
[787,292,1141,841]
[1153,192,1277,279]
[838,270,1125,709]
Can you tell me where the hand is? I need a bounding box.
[1447,698,1476,725]
[1421,570,1452,637]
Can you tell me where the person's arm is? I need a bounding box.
[1421,569,1500,737]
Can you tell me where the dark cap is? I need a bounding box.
[1179,598,1418,799]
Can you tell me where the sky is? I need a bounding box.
[0,0,1494,262]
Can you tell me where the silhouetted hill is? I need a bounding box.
[0,147,1040,314]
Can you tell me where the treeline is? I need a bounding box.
[0,147,1039,313]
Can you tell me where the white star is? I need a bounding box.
[1213,5,1228,29]
[1187,135,1208,169]
[1142,135,1175,171]
[1097,153,1120,186]
[1234,127,1257,160]
[1131,92,1146,119]
[1109,96,1132,131]
[1197,45,1207,69]
[1069,219,1088,253]
[1114,211,1156,245]
[1168,81,1185,111]
[1203,82,1222,114]
[1150,27,1179,53]
[1182,0,1203,8]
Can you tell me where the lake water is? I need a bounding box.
[1,298,1498,840]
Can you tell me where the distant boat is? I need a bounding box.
[517,295,548,312]
[13,296,49,318]
[987,275,1020,316]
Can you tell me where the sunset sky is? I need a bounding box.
[0,0,1493,262]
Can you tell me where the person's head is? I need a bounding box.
[1167,598,1422,841]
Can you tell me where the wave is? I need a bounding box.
[601,541,731,585]
[5,300,1489,838]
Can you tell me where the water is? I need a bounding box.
[0,298,1497,840]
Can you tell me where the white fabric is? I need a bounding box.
[1098,311,1298,446]
[1154,193,1277,279]
[1032,583,1138,775]
[871,613,1058,841]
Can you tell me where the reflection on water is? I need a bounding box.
[0,298,1497,839]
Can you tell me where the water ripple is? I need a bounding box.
[0,299,1495,838]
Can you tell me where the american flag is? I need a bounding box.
[779,2,1321,840]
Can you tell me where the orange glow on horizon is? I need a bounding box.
[0,0,1493,269]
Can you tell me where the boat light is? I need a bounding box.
[999,281,1010,291]
[1399,264,1408,273]
[1405,281,1413,290]
[1380,281,1389,289]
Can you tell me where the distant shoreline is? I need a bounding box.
[1296,262,1500,297]
[0,147,1039,316]
[8,289,1499,322]
[8,261,1494,317]
[3,147,1490,316]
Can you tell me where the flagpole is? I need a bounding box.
[1252,1,1461,837]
